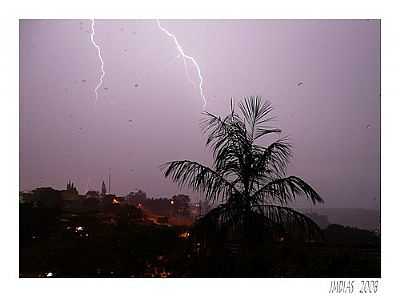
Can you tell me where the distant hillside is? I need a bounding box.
[301,208,379,231]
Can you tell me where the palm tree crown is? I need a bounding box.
[162,96,323,243]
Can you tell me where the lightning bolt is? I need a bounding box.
[156,20,207,109]
[90,19,105,101]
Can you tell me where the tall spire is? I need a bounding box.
[108,168,111,194]
[101,180,107,196]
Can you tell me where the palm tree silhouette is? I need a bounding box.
[162,96,323,254]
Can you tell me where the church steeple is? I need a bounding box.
[101,180,107,196]
[66,180,78,194]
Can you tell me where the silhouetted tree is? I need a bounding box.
[162,96,324,251]
[172,194,191,217]
[32,187,63,209]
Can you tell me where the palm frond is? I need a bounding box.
[161,160,239,203]
[200,110,250,183]
[252,176,323,205]
[192,203,322,241]
[253,138,292,178]
[238,96,280,141]
[254,204,323,240]
[201,111,248,153]
[254,127,282,141]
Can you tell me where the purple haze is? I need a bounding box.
[19,20,380,209]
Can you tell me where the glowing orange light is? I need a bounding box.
[112,198,120,204]
[178,232,190,239]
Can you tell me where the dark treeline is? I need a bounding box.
[19,196,380,277]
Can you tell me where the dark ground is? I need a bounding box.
[19,203,380,278]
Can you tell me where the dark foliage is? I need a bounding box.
[19,201,380,277]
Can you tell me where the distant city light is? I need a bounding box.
[75,226,84,232]
[170,200,174,205]
[178,231,190,239]
[46,272,53,277]
[160,271,171,278]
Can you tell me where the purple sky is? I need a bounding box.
[19,20,380,209]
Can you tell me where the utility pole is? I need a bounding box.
[199,199,202,218]
[108,168,111,194]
